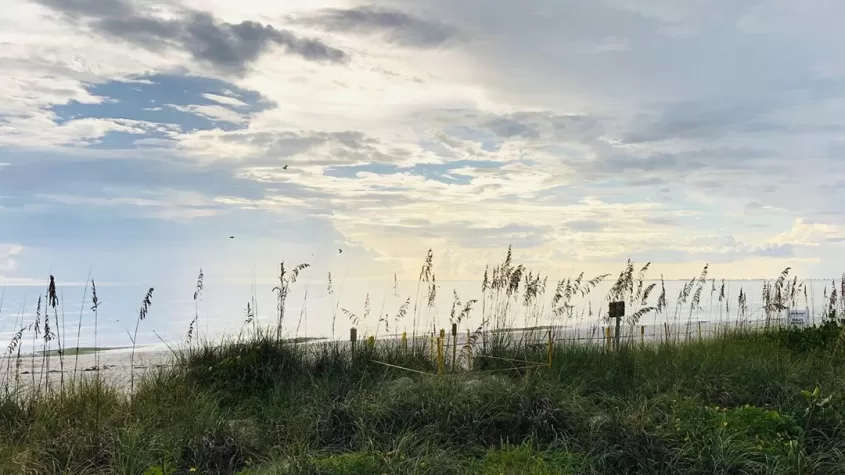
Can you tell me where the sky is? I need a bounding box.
[3,0,845,293]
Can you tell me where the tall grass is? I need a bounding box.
[129,287,154,394]
[3,320,845,473]
[71,275,90,380]
[48,276,64,394]
[187,268,204,345]
[2,248,845,474]
[272,262,309,341]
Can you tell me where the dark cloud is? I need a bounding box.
[621,100,780,144]
[694,180,725,190]
[564,220,606,233]
[628,177,667,187]
[218,130,414,167]
[621,89,845,145]
[483,117,539,138]
[427,109,604,142]
[45,0,134,17]
[642,216,678,227]
[228,130,375,153]
[584,147,771,178]
[35,0,347,75]
[295,5,458,48]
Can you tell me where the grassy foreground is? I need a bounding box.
[1,322,845,474]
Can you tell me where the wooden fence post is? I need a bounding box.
[609,301,624,351]
[451,323,458,371]
[350,327,357,357]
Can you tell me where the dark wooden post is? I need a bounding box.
[609,301,625,350]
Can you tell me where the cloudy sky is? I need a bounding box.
[3,0,845,288]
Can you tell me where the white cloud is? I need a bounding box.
[167,104,250,125]
[2,0,845,282]
[0,244,23,274]
[201,93,248,107]
[771,219,845,247]
[40,190,226,221]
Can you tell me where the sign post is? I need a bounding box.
[788,308,809,327]
[609,301,625,350]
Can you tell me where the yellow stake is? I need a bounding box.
[401,332,407,352]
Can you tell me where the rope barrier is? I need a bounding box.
[473,354,548,366]
[473,365,550,374]
[369,360,435,376]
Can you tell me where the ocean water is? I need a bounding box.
[0,276,838,354]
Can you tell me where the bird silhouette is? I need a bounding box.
[229,236,234,239]
[338,248,343,254]
[283,165,288,170]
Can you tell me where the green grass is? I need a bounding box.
[2,322,845,474]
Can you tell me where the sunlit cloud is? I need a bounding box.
[2,0,845,286]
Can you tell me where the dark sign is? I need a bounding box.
[609,301,625,319]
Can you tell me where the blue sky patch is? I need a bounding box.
[323,159,503,185]
[50,74,275,149]
[85,129,174,150]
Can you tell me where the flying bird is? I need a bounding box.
[229,236,234,239]
[338,248,343,254]
[283,165,288,170]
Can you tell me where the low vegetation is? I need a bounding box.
[0,323,843,474]
[2,248,845,474]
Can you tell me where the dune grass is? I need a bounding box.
[1,322,845,474]
[3,249,845,474]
